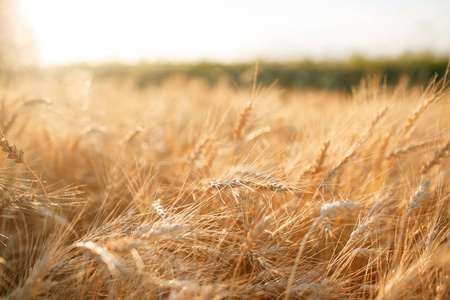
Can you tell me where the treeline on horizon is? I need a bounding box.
[4,54,450,91]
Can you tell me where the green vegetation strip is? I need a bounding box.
[3,54,450,91]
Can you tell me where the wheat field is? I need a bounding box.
[0,69,449,299]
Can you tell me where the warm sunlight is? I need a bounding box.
[19,0,450,65]
[2,1,450,299]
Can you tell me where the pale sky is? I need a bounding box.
[19,0,450,65]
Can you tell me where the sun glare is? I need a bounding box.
[19,0,137,64]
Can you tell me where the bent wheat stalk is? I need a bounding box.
[0,136,56,224]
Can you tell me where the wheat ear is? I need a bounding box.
[241,215,272,254]
[302,138,331,177]
[210,178,292,193]
[234,215,272,279]
[406,178,431,217]
[230,63,259,164]
[76,241,130,277]
[403,94,437,135]
[327,107,387,180]
[4,257,51,300]
[120,125,145,145]
[421,141,450,175]
[233,61,259,141]
[234,101,253,141]
[188,135,214,164]
[0,136,56,224]
[245,126,271,142]
[383,139,441,161]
